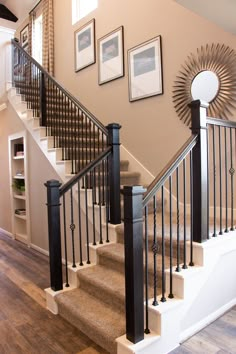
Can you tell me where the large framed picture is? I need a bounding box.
[74,19,96,72]
[20,25,29,47]
[128,36,163,101]
[98,26,124,85]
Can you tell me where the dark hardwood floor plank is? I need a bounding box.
[0,232,108,354]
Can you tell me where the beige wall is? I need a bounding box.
[53,0,236,176]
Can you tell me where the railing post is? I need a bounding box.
[107,123,121,224]
[189,100,209,242]
[122,185,146,344]
[45,179,63,291]
[40,72,46,126]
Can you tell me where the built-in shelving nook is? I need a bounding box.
[8,131,30,245]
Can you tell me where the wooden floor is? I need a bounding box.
[1,231,236,354]
[170,306,236,354]
[0,231,108,354]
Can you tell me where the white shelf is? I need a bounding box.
[13,155,24,160]
[13,194,26,200]
[9,131,30,245]
[15,214,27,220]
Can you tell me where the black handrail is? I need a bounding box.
[12,39,108,135]
[60,147,112,195]
[143,134,198,205]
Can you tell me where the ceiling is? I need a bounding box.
[0,0,38,28]
[175,0,236,35]
[1,0,236,35]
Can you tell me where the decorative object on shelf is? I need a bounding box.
[20,24,29,48]
[128,35,163,102]
[74,18,96,72]
[172,43,236,126]
[12,178,25,195]
[98,26,124,85]
[14,143,24,156]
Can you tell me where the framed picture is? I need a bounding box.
[13,47,19,67]
[128,36,163,101]
[20,25,29,47]
[98,26,124,85]
[74,19,95,72]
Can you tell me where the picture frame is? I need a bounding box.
[20,25,29,47]
[74,19,96,72]
[13,47,19,67]
[98,26,124,85]
[128,35,163,102]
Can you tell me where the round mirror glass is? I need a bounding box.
[191,70,220,103]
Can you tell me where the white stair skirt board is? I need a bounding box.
[0,103,7,111]
[117,231,236,354]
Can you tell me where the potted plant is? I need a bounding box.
[12,179,25,195]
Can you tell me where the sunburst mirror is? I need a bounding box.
[172,43,236,126]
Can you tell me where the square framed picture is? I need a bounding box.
[128,36,163,101]
[98,26,124,85]
[74,19,96,72]
[20,25,29,47]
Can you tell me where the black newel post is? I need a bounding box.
[107,123,121,224]
[45,180,63,291]
[40,72,47,126]
[122,186,146,344]
[189,100,209,243]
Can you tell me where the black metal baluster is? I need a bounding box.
[213,125,217,236]
[189,150,194,266]
[62,194,69,286]
[61,93,65,161]
[207,123,210,239]
[98,163,103,244]
[105,156,109,242]
[161,186,166,302]
[92,165,96,246]
[93,124,97,204]
[70,188,76,268]
[182,159,187,269]
[225,127,229,232]
[152,195,158,306]
[102,134,105,204]
[144,206,150,334]
[230,128,235,231]
[85,177,90,264]
[77,180,83,266]
[168,175,174,298]
[219,126,223,235]
[176,167,181,272]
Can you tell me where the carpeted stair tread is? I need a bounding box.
[78,264,125,311]
[97,242,176,278]
[56,288,125,354]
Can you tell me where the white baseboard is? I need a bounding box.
[180,297,236,343]
[30,243,49,256]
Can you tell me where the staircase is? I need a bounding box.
[9,40,236,354]
[8,73,184,354]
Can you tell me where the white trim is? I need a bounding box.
[30,243,49,256]
[0,26,15,35]
[0,103,7,111]
[180,297,236,343]
[120,145,154,186]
